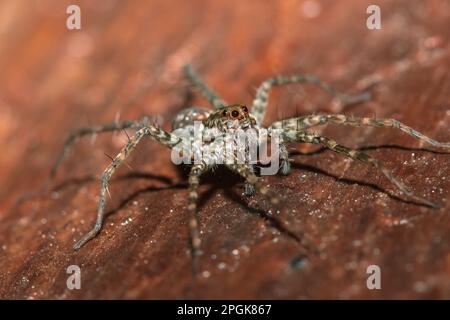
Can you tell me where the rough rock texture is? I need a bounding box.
[0,0,449,299]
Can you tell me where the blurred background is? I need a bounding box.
[0,0,449,299]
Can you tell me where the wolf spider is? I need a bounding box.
[52,65,450,271]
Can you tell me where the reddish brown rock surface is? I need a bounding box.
[0,0,449,299]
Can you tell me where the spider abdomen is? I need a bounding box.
[172,106,212,130]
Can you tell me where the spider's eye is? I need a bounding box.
[242,106,248,112]
[231,110,239,118]
[222,110,227,117]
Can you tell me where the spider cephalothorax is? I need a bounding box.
[205,104,257,132]
[171,103,269,173]
[52,64,450,274]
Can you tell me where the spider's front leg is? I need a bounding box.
[183,64,227,109]
[51,117,150,178]
[227,163,282,206]
[283,130,442,208]
[243,165,256,196]
[251,74,371,126]
[73,125,180,250]
[271,114,450,149]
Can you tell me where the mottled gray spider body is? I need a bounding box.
[52,65,450,273]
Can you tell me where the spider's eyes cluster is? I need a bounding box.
[222,106,248,119]
[222,110,240,119]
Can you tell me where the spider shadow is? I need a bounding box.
[178,166,309,252]
[102,181,189,220]
[174,165,246,210]
[289,143,450,157]
[288,142,447,208]
[65,142,438,240]
[52,171,173,192]
[221,187,306,246]
[102,147,435,235]
[175,165,310,247]
[13,171,175,210]
[103,166,233,221]
[65,169,190,221]
[289,161,432,208]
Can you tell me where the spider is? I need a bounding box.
[52,65,450,271]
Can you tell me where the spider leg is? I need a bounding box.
[251,75,370,125]
[244,182,256,196]
[187,164,205,255]
[227,163,282,206]
[270,114,450,149]
[182,64,227,109]
[51,118,148,178]
[73,125,180,250]
[284,131,441,208]
[243,165,256,196]
[187,162,210,275]
[279,143,291,175]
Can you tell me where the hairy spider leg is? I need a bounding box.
[227,163,282,206]
[251,75,371,126]
[283,131,441,208]
[183,64,227,109]
[51,118,148,178]
[279,142,291,175]
[243,165,256,196]
[73,125,180,250]
[187,162,210,274]
[270,114,450,149]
